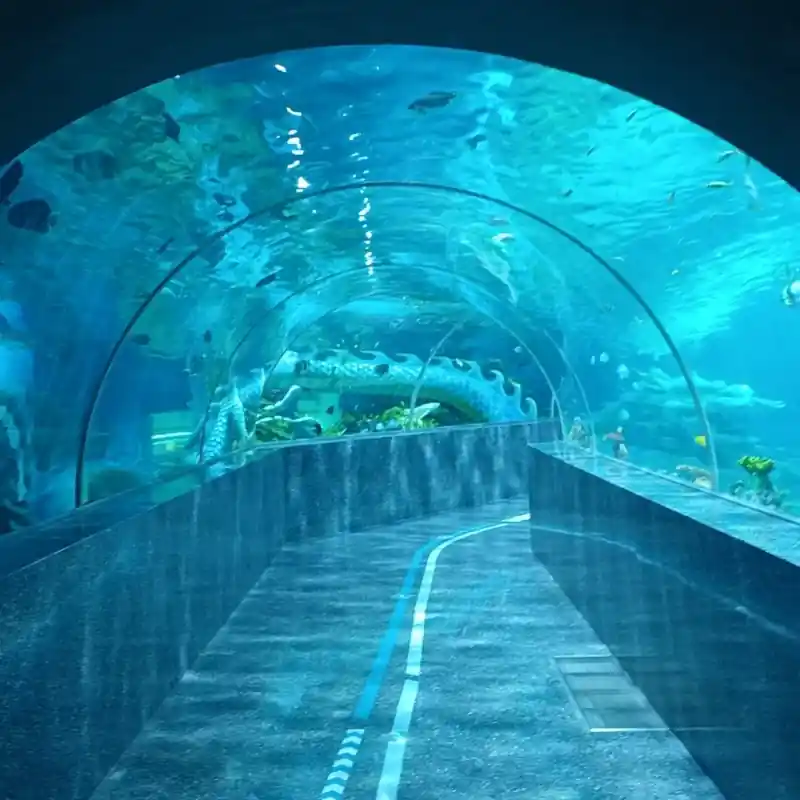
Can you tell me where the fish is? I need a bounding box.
[213,192,236,207]
[408,91,457,112]
[625,109,638,122]
[466,134,486,149]
[694,435,707,447]
[616,363,630,380]
[217,210,235,223]
[706,180,733,189]
[72,150,117,180]
[744,172,759,209]
[156,236,174,255]
[667,191,676,204]
[585,146,596,156]
[374,363,390,376]
[255,271,280,288]
[7,199,56,234]
[202,330,213,344]
[130,333,151,346]
[717,149,739,162]
[163,112,181,142]
[325,405,335,415]
[0,161,23,204]
[560,188,574,198]
[598,351,609,363]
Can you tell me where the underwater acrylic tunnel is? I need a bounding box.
[255,288,565,426]
[234,262,569,407]
[75,180,715,507]
[5,39,796,526]
[149,268,571,471]
[1,11,800,800]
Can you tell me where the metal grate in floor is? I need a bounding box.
[555,654,667,733]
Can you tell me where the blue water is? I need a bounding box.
[0,43,797,527]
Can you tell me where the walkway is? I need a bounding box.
[90,499,722,800]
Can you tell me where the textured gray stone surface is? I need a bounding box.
[280,420,553,538]
[528,444,800,800]
[0,421,549,800]
[89,499,720,800]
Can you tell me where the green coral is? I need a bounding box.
[737,455,776,492]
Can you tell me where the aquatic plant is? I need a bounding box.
[375,403,440,431]
[320,421,348,437]
[253,415,294,442]
[737,455,776,494]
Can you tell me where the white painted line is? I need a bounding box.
[503,512,531,523]
[406,522,508,679]
[376,517,525,799]
[319,727,365,800]
[375,678,419,800]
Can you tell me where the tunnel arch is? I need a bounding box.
[151,285,574,486]
[255,285,568,437]
[0,4,798,192]
[76,180,715,505]
[255,277,566,417]
[229,262,595,446]
[116,268,574,482]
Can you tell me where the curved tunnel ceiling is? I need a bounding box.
[0,29,793,522]
[79,179,715,455]
[0,2,798,188]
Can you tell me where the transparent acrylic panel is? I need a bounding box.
[0,122,212,524]
[24,42,800,518]
[231,268,567,456]
[253,296,573,441]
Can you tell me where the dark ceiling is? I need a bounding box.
[2,0,799,187]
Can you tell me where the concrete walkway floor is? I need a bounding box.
[90,498,723,800]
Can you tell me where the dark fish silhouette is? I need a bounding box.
[0,161,23,205]
[163,112,181,142]
[466,134,486,150]
[130,333,151,346]
[213,192,236,207]
[374,363,390,376]
[73,150,117,180]
[325,406,335,415]
[156,236,174,255]
[408,91,457,112]
[255,272,279,288]
[202,329,213,344]
[7,199,55,233]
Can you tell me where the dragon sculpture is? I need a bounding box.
[190,348,537,468]
[266,348,538,422]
